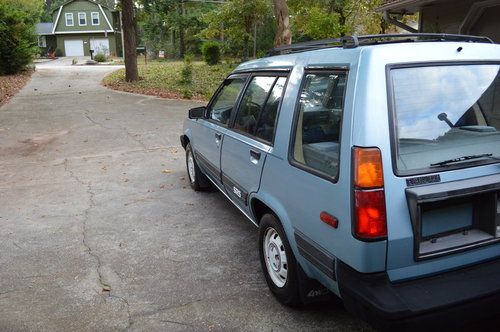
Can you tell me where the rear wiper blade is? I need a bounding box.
[430,154,495,167]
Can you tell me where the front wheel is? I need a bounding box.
[259,213,301,306]
[185,143,210,191]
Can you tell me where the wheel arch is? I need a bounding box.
[250,194,296,252]
[250,193,318,282]
[180,128,193,150]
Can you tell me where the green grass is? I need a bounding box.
[103,60,236,101]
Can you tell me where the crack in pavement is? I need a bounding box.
[121,126,148,151]
[110,293,133,330]
[84,114,112,130]
[159,319,195,328]
[84,113,148,151]
[0,289,19,297]
[63,158,132,329]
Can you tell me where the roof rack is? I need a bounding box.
[267,33,494,56]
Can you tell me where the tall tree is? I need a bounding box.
[201,0,270,59]
[271,0,291,47]
[121,0,138,82]
[139,0,211,58]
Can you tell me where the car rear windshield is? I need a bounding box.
[390,64,500,175]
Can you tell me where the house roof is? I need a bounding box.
[36,23,54,35]
[51,0,115,34]
[377,0,442,13]
[51,0,112,13]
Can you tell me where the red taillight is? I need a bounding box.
[354,189,387,239]
[353,147,387,240]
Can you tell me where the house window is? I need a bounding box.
[78,12,87,26]
[38,36,47,48]
[65,13,74,26]
[91,12,100,26]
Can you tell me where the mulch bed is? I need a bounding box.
[103,80,207,102]
[0,70,34,106]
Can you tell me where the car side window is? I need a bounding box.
[255,77,287,142]
[209,78,246,125]
[234,76,276,135]
[292,71,347,178]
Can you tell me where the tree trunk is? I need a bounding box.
[121,0,138,82]
[178,2,186,58]
[271,0,291,47]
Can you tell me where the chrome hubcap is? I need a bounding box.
[187,152,195,183]
[263,227,288,288]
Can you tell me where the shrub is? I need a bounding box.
[94,53,107,62]
[55,48,63,57]
[0,2,38,75]
[180,54,193,84]
[181,88,193,99]
[201,41,221,65]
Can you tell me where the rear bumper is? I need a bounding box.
[337,259,500,330]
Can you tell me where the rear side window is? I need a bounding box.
[209,78,246,125]
[390,64,500,174]
[292,71,347,179]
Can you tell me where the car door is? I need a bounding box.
[191,75,247,183]
[221,74,288,212]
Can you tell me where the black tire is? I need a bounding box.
[259,213,301,306]
[185,143,210,191]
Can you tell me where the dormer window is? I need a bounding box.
[91,12,100,26]
[78,12,87,26]
[65,13,74,26]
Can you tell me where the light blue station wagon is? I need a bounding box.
[181,34,500,329]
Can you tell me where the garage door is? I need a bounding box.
[64,40,84,56]
[90,38,110,56]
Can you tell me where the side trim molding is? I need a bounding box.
[194,150,220,181]
[222,173,249,205]
[295,230,337,281]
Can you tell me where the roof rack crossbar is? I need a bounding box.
[267,33,493,56]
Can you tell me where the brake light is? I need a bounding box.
[354,190,387,238]
[353,147,387,240]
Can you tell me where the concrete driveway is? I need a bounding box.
[0,62,371,331]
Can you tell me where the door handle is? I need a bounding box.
[250,149,261,160]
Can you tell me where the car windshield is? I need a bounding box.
[391,64,500,174]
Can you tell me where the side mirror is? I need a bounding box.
[188,106,206,119]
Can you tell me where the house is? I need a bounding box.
[378,0,500,43]
[36,0,122,57]
[36,23,58,55]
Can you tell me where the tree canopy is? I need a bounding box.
[289,0,385,40]
[39,0,390,60]
[200,0,271,59]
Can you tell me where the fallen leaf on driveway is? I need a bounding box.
[161,169,172,174]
